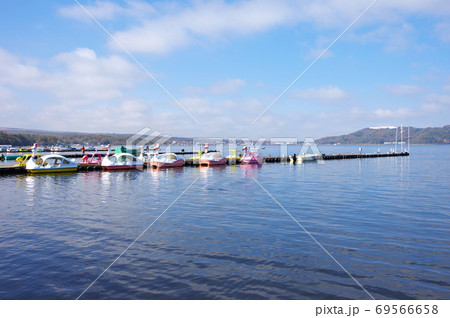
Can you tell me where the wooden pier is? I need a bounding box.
[0,152,409,175]
[0,165,27,175]
[321,152,409,160]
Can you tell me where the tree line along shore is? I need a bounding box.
[1,125,449,147]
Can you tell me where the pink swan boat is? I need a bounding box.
[80,153,103,165]
[240,146,263,164]
[150,153,185,168]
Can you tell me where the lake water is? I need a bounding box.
[0,145,449,299]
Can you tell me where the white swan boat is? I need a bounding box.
[101,153,144,170]
[200,152,227,166]
[26,144,78,173]
[138,145,158,163]
[199,144,227,166]
[290,153,320,164]
[101,145,144,170]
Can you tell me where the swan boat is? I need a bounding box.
[101,153,144,170]
[26,144,78,173]
[199,152,227,166]
[14,154,42,166]
[138,145,159,164]
[80,153,103,165]
[150,153,185,168]
[290,153,320,164]
[101,145,144,170]
[226,150,242,163]
[240,146,263,164]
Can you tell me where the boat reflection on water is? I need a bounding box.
[148,165,184,175]
[197,164,227,184]
[147,164,185,188]
[240,163,262,177]
[199,163,226,173]
[24,175,38,204]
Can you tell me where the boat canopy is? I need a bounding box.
[203,152,223,160]
[115,146,138,155]
[167,154,177,160]
[41,155,72,167]
[109,153,138,164]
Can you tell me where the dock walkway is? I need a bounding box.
[321,152,409,160]
[0,152,409,175]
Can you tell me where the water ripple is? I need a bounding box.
[0,145,449,299]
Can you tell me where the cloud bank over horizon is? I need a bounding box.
[0,0,449,138]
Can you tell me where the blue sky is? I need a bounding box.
[1,0,449,138]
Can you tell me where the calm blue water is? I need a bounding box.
[0,145,449,299]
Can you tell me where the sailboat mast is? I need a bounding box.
[400,124,403,152]
[395,127,398,153]
[408,126,410,153]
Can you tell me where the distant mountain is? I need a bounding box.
[0,127,192,146]
[316,125,450,145]
[0,127,130,137]
[2,125,450,146]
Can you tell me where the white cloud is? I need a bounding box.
[33,99,151,133]
[179,85,206,96]
[110,21,191,54]
[59,1,121,21]
[180,96,264,119]
[419,93,450,114]
[0,49,42,86]
[6,1,450,135]
[104,0,391,54]
[155,96,270,136]
[179,96,223,116]
[434,21,450,42]
[0,86,14,100]
[58,0,155,22]
[0,85,27,128]
[312,105,430,137]
[0,48,258,135]
[48,48,142,104]
[0,48,142,106]
[420,103,447,113]
[316,107,366,124]
[373,107,417,119]
[372,0,450,19]
[0,103,26,129]
[109,0,298,54]
[426,93,450,105]
[210,79,246,95]
[304,47,335,60]
[0,48,155,133]
[57,0,450,55]
[180,78,247,96]
[384,84,422,95]
[291,86,348,101]
[348,23,416,52]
